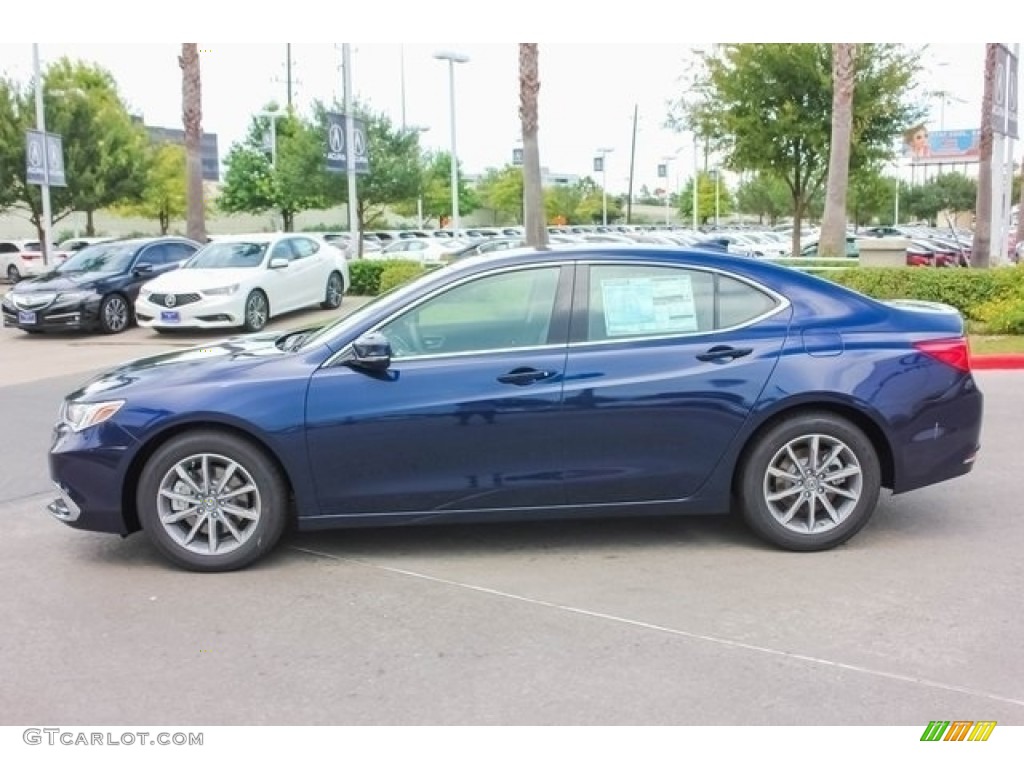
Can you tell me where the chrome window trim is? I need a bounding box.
[324,257,791,366]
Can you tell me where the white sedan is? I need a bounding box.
[135,233,350,333]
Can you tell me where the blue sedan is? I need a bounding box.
[47,245,984,571]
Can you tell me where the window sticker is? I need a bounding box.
[601,275,698,336]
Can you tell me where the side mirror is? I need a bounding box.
[348,331,392,371]
[269,257,289,269]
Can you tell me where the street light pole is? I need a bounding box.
[434,50,469,234]
[32,44,54,264]
[596,147,614,226]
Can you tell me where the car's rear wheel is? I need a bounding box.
[7,264,20,283]
[320,271,344,309]
[242,290,268,332]
[99,293,130,334]
[737,412,881,551]
[137,431,288,572]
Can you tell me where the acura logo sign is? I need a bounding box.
[328,123,344,154]
[165,294,177,308]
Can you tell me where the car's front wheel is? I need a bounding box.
[320,271,344,310]
[98,293,130,334]
[737,412,881,551]
[136,430,288,572]
[242,290,268,332]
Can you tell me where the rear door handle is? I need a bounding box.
[497,367,557,386]
[696,345,754,362]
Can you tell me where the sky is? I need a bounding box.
[0,5,1019,196]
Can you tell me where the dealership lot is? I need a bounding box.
[1,314,1022,725]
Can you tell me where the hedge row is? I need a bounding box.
[821,265,1024,333]
[348,259,430,296]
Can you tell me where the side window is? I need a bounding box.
[292,238,319,259]
[0,243,15,254]
[586,265,778,341]
[716,273,779,328]
[164,242,197,263]
[378,267,562,358]
[270,239,296,262]
[137,244,167,266]
[587,264,714,341]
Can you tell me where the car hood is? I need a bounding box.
[11,270,114,293]
[68,330,298,401]
[146,268,260,292]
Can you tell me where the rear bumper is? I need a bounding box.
[891,379,983,494]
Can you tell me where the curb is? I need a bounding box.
[971,354,1024,370]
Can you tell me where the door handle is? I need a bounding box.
[497,367,556,386]
[696,345,754,362]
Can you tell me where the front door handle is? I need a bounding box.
[497,367,556,386]
[696,345,754,362]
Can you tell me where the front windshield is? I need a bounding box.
[57,242,137,273]
[187,242,268,269]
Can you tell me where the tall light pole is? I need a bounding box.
[32,44,54,264]
[434,50,470,233]
[596,147,614,225]
[691,136,699,230]
[408,124,430,228]
[658,156,674,225]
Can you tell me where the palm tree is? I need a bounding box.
[973,43,998,269]
[519,44,547,249]
[179,44,206,242]
[819,44,857,258]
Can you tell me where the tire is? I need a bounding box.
[736,412,881,552]
[98,293,131,334]
[7,264,21,283]
[136,430,288,572]
[320,271,344,310]
[242,290,269,332]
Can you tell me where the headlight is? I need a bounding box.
[57,291,96,302]
[139,287,153,298]
[204,284,239,296]
[62,400,125,432]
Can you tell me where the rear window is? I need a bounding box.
[24,242,41,251]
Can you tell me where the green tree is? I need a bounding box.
[847,168,897,227]
[414,150,479,229]
[475,165,524,224]
[676,44,922,254]
[219,107,329,232]
[735,173,790,225]
[1,59,150,244]
[679,171,733,226]
[112,142,188,234]
[902,173,977,224]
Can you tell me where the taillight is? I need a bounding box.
[914,338,971,372]
[20,252,40,260]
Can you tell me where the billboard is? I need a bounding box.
[902,125,980,164]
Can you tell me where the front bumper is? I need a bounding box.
[1,297,102,331]
[136,294,245,329]
[48,419,138,535]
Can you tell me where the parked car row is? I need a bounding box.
[1,234,350,336]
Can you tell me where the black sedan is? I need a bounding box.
[1,237,200,334]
